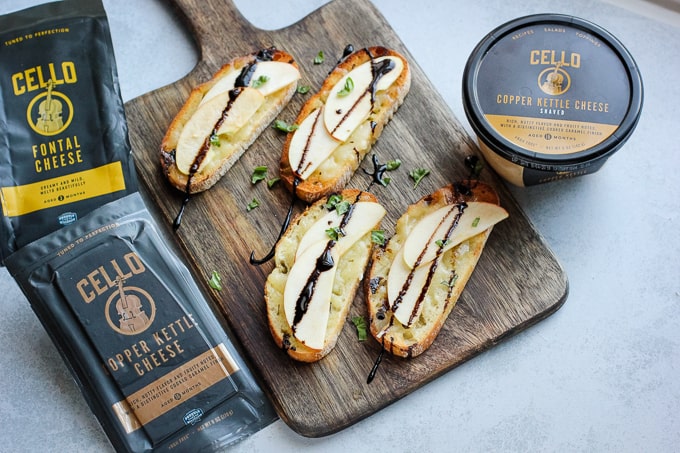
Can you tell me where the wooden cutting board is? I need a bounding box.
[125,0,568,438]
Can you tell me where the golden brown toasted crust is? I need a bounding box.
[280,46,411,204]
[265,189,381,362]
[160,48,298,193]
[365,182,501,358]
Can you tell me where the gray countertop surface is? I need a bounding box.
[1,0,679,452]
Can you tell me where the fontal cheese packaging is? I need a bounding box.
[0,0,138,263]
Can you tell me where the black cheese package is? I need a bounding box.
[6,193,277,452]
[1,1,277,451]
[0,0,137,263]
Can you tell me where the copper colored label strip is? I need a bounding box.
[112,343,240,433]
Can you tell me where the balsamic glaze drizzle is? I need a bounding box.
[249,178,300,265]
[329,48,395,138]
[367,347,385,384]
[362,154,389,190]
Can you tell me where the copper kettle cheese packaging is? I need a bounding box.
[6,193,277,452]
[0,0,138,263]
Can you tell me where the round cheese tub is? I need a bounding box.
[462,14,643,186]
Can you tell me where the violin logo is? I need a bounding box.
[105,276,156,336]
[538,63,571,96]
[26,79,74,136]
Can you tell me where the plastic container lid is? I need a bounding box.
[463,14,643,170]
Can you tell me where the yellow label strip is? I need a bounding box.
[0,161,126,217]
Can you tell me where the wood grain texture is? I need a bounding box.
[124,0,568,437]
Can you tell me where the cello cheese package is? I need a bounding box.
[1,1,277,451]
[0,0,137,263]
[6,193,278,452]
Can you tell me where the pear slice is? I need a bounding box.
[283,240,339,349]
[248,61,301,96]
[176,87,264,174]
[199,70,240,107]
[288,107,341,180]
[402,202,509,269]
[296,201,386,259]
[387,246,434,327]
[324,56,403,142]
[200,61,300,107]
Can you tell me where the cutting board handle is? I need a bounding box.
[170,0,265,61]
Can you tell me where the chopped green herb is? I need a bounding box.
[251,165,268,184]
[208,270,222,291]
[409,168,430,188]
[435,239,450,248]
[371,230,386,246]
[472,217,481,227]
[324,194,343,210]
[386,159,402,171]
[251,75,270,88]
[325,226,343,240]
[297,85,311,94]
[267,177,280,189]
[351,316,368,341]
[335,201,351,215]
[337,77,354,97]
[313,50,325,64]
[209,134,221,147]
[380,176,391,186]
[442,274,458,288]
[273,119,299,133]
[246,198,260,212]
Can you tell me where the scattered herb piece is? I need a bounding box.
[386,159,401,171]
[335,200,351,215]
[442,274,459,288]
[314,50,325,64]
[409,168,430,188]
[324,194,343,210]
[208,270,222,291]
[371,230,386,246]
[246,198,260,212]
[251,75,270,88]
[381,176,391,186]
[351,316,368,341]
[209,134,221,147]
[337,77,354,97]
[435,239,450,248]
[465,155,484,178]
[267,177,280,189]
[297,85,311,94]
[273,119,299,133]
[472,217,481,227]
[325,226,343,240]
[251,165,268,184]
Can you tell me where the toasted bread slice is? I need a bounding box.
[161,47,299,193]
[365,182,507,358]
[265,189,386,362]
[280,46,411,203]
